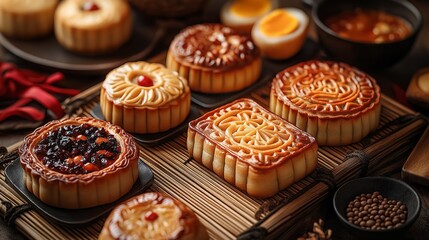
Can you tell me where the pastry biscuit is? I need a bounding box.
[187,98,318,198]
[54,0,132,55]
[167,23,261,94]
[19,117,139,209]
[99,192,209,240]
[270,60,381,146]
[0,0,58,39]
[100,61,191,134]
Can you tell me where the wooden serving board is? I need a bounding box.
[402,125,429,186]
[1,75,427,239]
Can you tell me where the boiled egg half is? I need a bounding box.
[252,8,309,60]
[220,0,278,33]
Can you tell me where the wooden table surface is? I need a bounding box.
[1,0,428,239]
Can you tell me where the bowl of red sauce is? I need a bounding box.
[313,0,422,70]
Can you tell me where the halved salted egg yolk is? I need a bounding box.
[230,0,272,17]
[259,9,299,37]
[251,7,309,59]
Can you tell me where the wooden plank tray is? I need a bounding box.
[1,72,427,239]
[402,125,429,186]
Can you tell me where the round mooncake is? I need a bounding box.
[100,61,191,134]
[99,192,209,240]
[167,23,261,94]
[19,117,139,209]
[270,60,381,146]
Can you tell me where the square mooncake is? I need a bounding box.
[187,98,318,198]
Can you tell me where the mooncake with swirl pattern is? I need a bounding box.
[270,60,381,146]
[100,61,191,134]
[19,117,139,209]
[187,98,318,198]
[166,23,261,94]
[99,192,209,240]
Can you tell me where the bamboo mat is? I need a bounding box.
[1,78,427,239]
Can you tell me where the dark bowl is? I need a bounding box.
[313,0,423,70]
[333,176,421,239]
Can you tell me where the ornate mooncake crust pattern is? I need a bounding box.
[192,99,315,168]
[272,60,380,116]
[187,98,318,198]
[99,192,209,240]
[270,60,381,146]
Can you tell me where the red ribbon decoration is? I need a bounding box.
[0,62,80,122]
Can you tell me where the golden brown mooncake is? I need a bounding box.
[187,98,318,198]
[0,0,58,39]
[100,61,191,134]
[99,192,209,240]
[270,60,381,146]
[166,23,262,94]
[54,0,132,55]
[18,117,139,209]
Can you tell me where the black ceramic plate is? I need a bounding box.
[90,104,200,145]
[191,38,320,109]
[5,159,154,227]
[190,61,275,109]
[0,12,164,75]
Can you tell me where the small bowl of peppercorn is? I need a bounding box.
[333,176,421,239]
